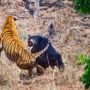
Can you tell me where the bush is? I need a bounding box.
[76,54,90,89]
[73,0,90,14]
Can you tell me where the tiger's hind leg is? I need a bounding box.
[28,68,33,76]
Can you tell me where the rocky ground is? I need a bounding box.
[0,0,90,90]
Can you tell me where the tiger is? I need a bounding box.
[0,16,47,75]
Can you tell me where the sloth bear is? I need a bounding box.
[28,35,64,73]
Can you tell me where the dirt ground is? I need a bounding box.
[0,0,90,90]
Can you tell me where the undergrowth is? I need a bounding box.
[73,0,90,14]
[76,54,90,89]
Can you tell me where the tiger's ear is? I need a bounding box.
[14,17,17,21]
[28,34,31,38]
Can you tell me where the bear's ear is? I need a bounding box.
[38,36,42,41]
[28,34,31,38]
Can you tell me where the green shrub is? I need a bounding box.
[76,54,90,89]
[73,0,90,14]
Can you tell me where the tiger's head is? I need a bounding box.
[3,16,17,27]
[3,16,19,37]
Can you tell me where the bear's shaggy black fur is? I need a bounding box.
[28,35,64,72]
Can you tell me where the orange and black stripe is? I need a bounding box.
[0,16,45,75]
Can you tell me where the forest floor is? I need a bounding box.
[0,0,90,90]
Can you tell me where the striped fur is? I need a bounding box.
[0,16,44,75]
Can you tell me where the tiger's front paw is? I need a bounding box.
[37,65,45,75]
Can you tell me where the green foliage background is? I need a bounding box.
[73,0,90,14]
[76,54,90,89]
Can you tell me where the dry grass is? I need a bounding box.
[0,0,90,90]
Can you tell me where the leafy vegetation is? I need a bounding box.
[76,54,90,89]
[73,0,90,14]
